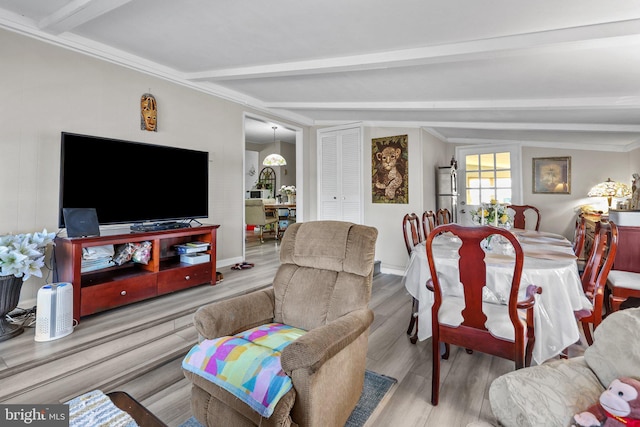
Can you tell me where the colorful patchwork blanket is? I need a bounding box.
[182,323,306,418]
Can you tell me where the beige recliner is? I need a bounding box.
[183,220,378,427]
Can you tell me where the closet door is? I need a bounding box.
[318,126,362,223]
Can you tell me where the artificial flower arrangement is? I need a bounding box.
[0,229,56,281]
[471,199,511,227]
[280,185,296,195]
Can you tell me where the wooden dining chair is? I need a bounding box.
[435,208,452,225]
[573,214,587,257]
[606,225,640,314]
[402,213,424,255]
[422,210,437,238]
[607,272,640,313]
[576,220,618,345]
[507,205,541,231]
[402,213,424,344]
[573,213,587,273]
[425,224,542,405]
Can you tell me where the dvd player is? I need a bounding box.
[130,222,191,232]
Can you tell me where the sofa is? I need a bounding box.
[489,307,640,427]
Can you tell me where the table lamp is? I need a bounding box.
[587,178,631,209]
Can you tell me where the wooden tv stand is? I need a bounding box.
[54,224,219,323]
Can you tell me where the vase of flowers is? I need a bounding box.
[470,199,511,228]
[470,200,511,250]
[0,229,56,341]
[280,185,296,204]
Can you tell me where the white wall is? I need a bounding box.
[522,147,631,237]
[244,150,259,192]
[0,28,305,304]
[362,127,450,274]
[279,142,296,190]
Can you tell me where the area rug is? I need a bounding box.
[179,370,396,427]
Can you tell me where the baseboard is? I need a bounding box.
[218,256,244,268]
[380,266,405,276]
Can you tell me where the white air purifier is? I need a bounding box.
[35,282,74,342]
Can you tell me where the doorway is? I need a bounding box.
[243,114,303,253]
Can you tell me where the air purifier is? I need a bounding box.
[35,282,74,342]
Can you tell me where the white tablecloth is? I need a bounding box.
[402,229,592,364]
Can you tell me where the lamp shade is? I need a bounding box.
[588,178,631,207]
[263,154,286,166]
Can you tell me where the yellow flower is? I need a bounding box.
[482,209,489,217]
[490,198,497,205]
[500,214,509,224]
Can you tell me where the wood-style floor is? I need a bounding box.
[0,230,586,427]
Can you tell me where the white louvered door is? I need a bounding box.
[318,126,363,223]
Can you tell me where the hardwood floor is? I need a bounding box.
[0,231,585,427]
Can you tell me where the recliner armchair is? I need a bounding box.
[183,220,378,427]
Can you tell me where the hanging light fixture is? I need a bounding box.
[263,126,287,166]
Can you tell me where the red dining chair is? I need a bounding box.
[402,213,424,255]
[436,208,452,225]
[576,221,618,345]
[573,214,587,257]
[422,210,437,238]
[607,272,640,313]
[606,225,640,314]
[573,213,587,273]
[425,224,542,405]
[402,213,425,344]
[507,205,541,231]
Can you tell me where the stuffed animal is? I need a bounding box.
[573,377,640,427]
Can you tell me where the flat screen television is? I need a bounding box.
[59,132,209,228]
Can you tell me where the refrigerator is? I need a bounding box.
[436,165,458,223]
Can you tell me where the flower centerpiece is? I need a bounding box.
[0,229,56,341]
[471,199,511,228]
[280,185,296,203]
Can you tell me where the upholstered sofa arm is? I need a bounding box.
[193,288,275,339]
[490,357,604,427]
[280,308,374,374]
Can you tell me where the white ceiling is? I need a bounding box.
[2,0,640,150]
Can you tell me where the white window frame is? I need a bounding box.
[455,144,523,221]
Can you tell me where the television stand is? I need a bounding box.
[55,224,219,323]
[130,221,191,232]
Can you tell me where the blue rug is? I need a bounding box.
[179,370,396,427]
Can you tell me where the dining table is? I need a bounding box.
[402,228,592,365]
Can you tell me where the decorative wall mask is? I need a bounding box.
[140,93,157,131]
[372,134,408,204]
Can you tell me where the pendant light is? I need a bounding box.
[263,127,287,166]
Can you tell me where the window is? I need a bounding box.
[465,151,512,204]
[456,144,522,209]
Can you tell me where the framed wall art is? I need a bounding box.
[372,134,408,204]
[532,157,571,194]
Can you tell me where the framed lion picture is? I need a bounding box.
[372,134,408,203]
